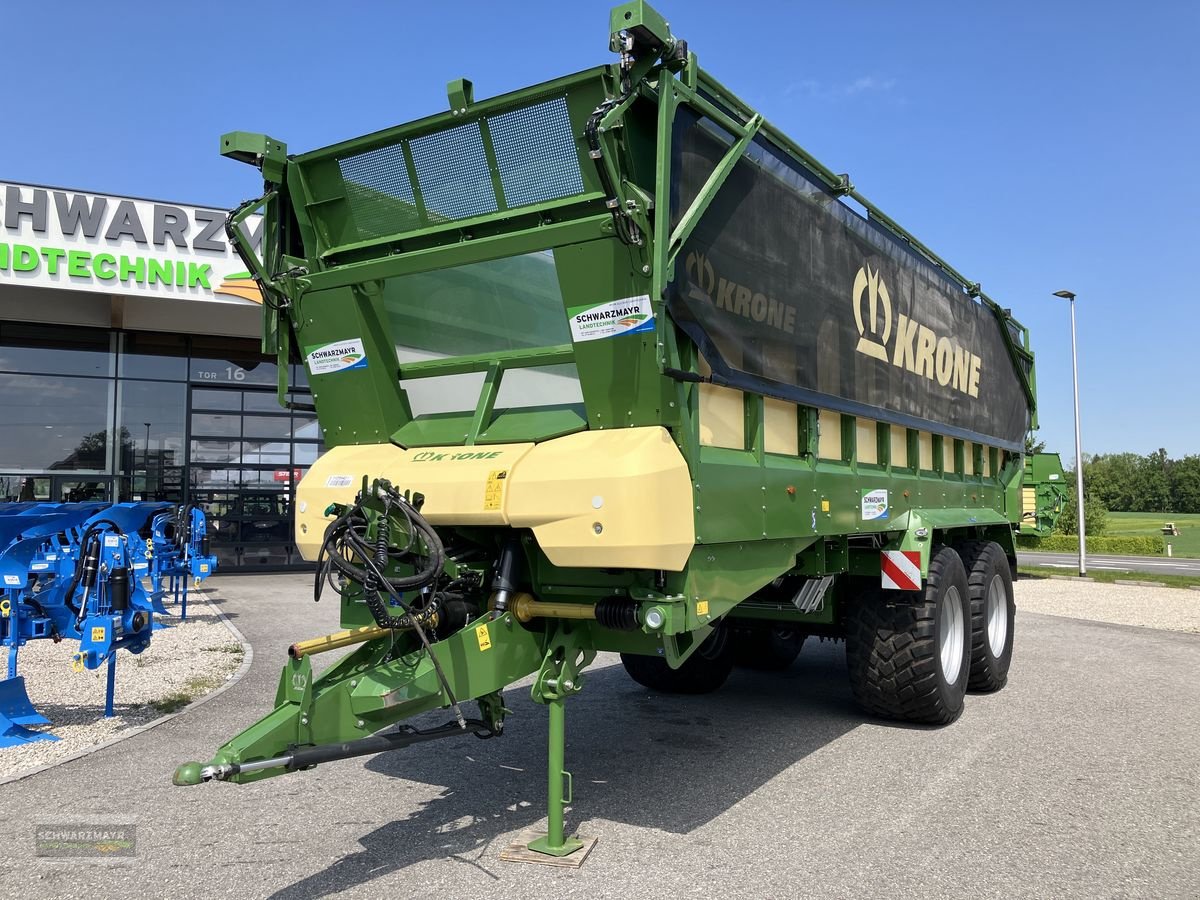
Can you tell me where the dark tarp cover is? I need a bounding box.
[667,108,1030,450]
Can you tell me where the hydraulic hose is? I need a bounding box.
[585,89,642,247]
[314,500,444,616]
[311,483,465,727]
[62,519,125,618]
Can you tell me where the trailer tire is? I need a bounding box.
[957,541,1015,692]
[845,545,970,725]
[731,626,805,671]
[621,628,734,694]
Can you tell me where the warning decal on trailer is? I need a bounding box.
[483,470,507,511]
[881,550,922,591]
[475,623,492,652]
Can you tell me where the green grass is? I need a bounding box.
[1019,565,1200,589]
[150,674,225,714]
[201,643,245,656]
[1105,511,1200,558]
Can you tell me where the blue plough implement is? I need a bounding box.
[148,505,218,621]
[0,502,218,747]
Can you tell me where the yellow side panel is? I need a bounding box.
[1022,487,1037,516]
[890,428,908,469]
[818,409,842,460]
[764,398,798,456]
[918,431,934,470]
[943,439,956,474]
[506,427,695,570]
[295,442,536,559]
[856,418,878,465]
[699,383,744,449]
[296,429,695,571]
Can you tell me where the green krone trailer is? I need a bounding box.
[176,2,1048,860]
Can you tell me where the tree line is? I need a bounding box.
[1080,450,1200,514]
[1069,449,1200,514]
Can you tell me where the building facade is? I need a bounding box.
[0,181,320,570]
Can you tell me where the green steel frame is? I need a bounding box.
[180,1,1042,860]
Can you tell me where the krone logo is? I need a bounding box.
[684,251,797,334]
[853,265,892,362]
[850,261,983,398]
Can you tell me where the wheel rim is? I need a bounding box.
[939,586,965,684]
[985,574,1008,657]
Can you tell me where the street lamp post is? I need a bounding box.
[1053,290,1086,577]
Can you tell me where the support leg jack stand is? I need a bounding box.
[501,631,598,867]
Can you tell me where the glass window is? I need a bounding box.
[0,323,114,377]
[190,465,240,489]
[239,489,291,518]
[55,479,112,503]
[240,444,291,466]
[292,442,325,466]
[400,366,484,417]
[243,416,296,439]
[118,332,188,380]
[190,336,278,386]
[238,469,282,486]
[190,439,242,463]
[190,389,241,411]
[0,475,49,501]
[116,380,186,476]
[243,391,288,413]
[191,412,241,438]
[494,363,584,410]
[378,252,579,417]
[0,373,113,471]
[292,417,323,442]
[237,544,295,567]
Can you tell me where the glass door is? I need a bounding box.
[49,476,114,503]
[187,385,322,570]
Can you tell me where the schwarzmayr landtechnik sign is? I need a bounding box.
[0,182,263,304]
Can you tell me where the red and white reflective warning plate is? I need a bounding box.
[881,550,922,591]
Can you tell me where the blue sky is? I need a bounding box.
[6,1,1197,457]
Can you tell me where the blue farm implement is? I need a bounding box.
[149,505,218,620]
[0,501,216,747]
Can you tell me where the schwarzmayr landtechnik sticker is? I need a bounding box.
[861,488,889,521]
[567,295,655,343]
[305,338,368,375]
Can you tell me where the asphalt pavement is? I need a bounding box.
[0,573,1196,899]
[1019,550,1200,576]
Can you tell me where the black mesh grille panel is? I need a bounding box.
[337,143,421,237]
[489,97,584,207]
[331,96,586,240]
[410,122,497,220]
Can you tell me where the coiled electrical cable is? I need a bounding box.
[312,484,467,727]
[313,490,445,628]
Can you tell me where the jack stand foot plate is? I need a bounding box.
[499,828,597,867]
